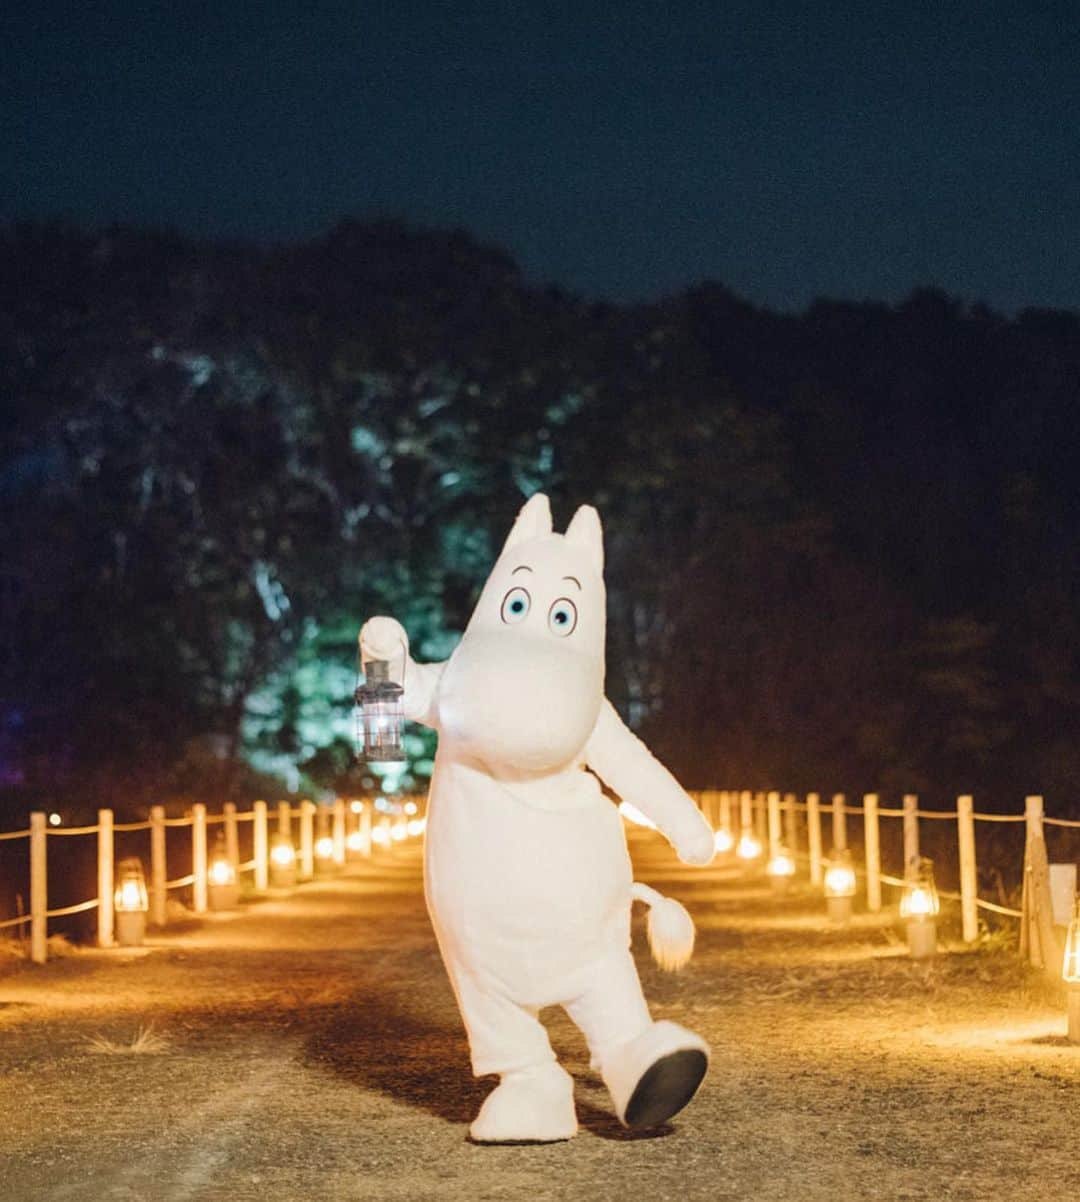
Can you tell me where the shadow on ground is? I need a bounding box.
[303,983,675,1141]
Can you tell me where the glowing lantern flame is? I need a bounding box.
[767,851,796,878]
[209,858,236,887]
[404,801,418,816]
[899,857,940,919]
[1064,899,1080,984]
[270,841,296,867]
[391,821,407,842]
[407,818,426,837]
[347,831,365,852]
[737,833,763,860]
[315,836,334,860]
[714,829,734,853]
[349,800,364,814]
[824,854,857,898]
[371,825,391,846]
[114,858,149,912]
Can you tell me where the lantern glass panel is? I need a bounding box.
[355,659,405,763]
[114,857,149,912]
[767,847,796,877]
[900,857,940,919]
[824,849,857,898]
[1064,899,1080,983]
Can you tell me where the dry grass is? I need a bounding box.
[85,1024,170,1056]
[0,932,78,962]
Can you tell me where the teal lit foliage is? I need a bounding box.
[2,222,1080,820]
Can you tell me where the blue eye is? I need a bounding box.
[500,586,531,624]
[548,598,578,637]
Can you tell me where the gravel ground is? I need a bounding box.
[2,830,1078,1201]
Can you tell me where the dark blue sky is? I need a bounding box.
[4,0,1078,311]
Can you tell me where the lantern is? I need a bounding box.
[736,832,763,861]
[349,800,364,815]
[767,847,797,895]
[714,828,734,855]
[315,835,335,861]
[114,857,149,947]
[407,817,426,838]
[899,857,940,959]
[824,848,856,923]
[1063,896,1080,1042]
[208,833,239,910]
[269,833,297,888]
[354,656,405,763]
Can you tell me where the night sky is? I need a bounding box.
[4,0,1078,312]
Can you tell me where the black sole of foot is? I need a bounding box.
[467,1137,573,1147]
[624,1048,708,1129]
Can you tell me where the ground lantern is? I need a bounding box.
[767,846,796,895]
[899,856,940,959]
[1064,897,1080,1042]
[269,833,298,888]
[824,848,857,924]
[114,857,149,947]
[208,833,239,910]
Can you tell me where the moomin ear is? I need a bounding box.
[501,493,553,553]
[564,505,603,573]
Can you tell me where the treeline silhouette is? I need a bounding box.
[2,218,1078,821]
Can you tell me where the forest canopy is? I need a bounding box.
[2,219,1079,822]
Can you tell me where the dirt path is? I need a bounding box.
[2,832,1078,1201]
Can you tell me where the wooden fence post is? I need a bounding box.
[299,800,315,880]
[360,805,372,857]
[754,792,768,844]
[277,800,291,838]
[831,793,847,852]
[767,791,782,860]
[150,804,167,927]
[902,794,919,870]
[192,803,208,914]
[253,800,268,891]
[719,791,732,836]
[807,792,823,885]
[864,793,881,912]
[332,798,346,866]
[224,802,239,875]
[97,808,114,948]
[1021,794,1058,968]
[30,811,47,965]
[739,790,753,838]
[783,793,799,855]
[957,794,978,943]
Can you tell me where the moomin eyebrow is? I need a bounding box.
[562,575,581,590]
[511,565,533,575]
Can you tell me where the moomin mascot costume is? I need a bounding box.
[360,494,715,1143]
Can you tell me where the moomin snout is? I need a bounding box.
[437,629,603,772]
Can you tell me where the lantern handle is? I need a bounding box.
[358,624,410,688]
[392,629,409,688]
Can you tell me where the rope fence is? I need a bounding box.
[694,789,1070,959]
[0,795,420,964]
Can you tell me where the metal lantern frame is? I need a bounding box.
[354,653,406,764]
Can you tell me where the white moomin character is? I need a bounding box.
[360,494,715,1143]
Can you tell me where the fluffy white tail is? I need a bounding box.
[631,882,696,971]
